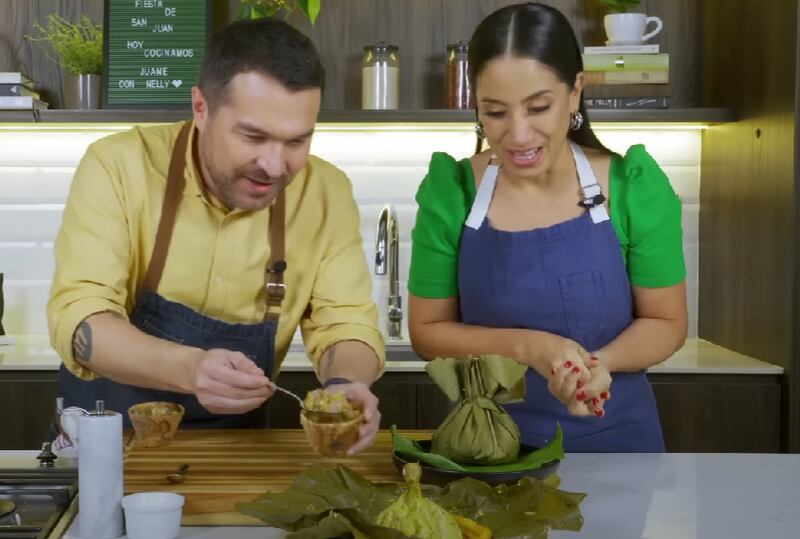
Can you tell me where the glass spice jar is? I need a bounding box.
[445,41,471,109]
[362,42,399,110]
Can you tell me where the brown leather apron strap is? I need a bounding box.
[264,190,286,322]
[142,121,192,293]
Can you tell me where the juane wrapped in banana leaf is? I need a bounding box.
[236,462,585,539]
[426,355,528,465]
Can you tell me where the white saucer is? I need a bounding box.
[605,40,646,46]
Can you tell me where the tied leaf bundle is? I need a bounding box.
[427,356,527,465]
[376,463,462,539]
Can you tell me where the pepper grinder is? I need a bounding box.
[78,400,124,539]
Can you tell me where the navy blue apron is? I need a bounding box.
[57,122,287,429]
[458,142,664,452]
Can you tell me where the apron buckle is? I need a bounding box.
[266,282,286,301]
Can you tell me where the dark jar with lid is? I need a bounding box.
[445,42,472,109]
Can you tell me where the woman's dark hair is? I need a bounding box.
[468,2,608,155]
[199,18,325,111]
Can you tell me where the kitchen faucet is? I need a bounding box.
[375,205,403,339]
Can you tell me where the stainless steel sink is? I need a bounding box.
[0,468,77,539]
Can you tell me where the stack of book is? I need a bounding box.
[581,44,670,109]
[0,72,49,110]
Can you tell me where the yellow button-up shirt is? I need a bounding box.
[47,120,384,381]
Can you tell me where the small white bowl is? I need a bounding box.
[121,492,184,539]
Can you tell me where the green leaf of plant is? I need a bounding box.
[238,461,585,539]
[298,0,322,24]
[393,424,564,473]
[596,0,641,12]
[391,426,467,472]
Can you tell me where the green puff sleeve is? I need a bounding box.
[408,153,475,298]
[612,144,687,288]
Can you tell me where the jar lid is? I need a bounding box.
[447,41,469,52]
[365,41,398,52]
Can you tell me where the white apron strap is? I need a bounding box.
[465,158,500,230]
[570,141,610,224]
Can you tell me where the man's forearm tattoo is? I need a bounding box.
[73,321,93,362]
[321,344,337,380]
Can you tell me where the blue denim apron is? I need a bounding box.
[458,143,664,452]
[57,122,286,429]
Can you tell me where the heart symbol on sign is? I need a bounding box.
[171,80,183,88]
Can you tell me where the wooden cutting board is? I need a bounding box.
[123,429,429,525]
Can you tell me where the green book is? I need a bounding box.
[583,53,669,72]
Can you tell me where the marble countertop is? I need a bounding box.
[0,334,784,375]
[44,451,799,539]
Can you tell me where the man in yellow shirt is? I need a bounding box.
[47,18,384,454]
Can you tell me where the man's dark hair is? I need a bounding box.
[198,17,325,109]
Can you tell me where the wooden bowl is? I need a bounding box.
[127,402,185,448]
[300,410,363,457]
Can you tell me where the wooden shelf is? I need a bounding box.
[0,107,736,125]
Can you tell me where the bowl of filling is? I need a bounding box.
[300,389,363,457]
[127,401,184,448]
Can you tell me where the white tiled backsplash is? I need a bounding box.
[0,124,700,339]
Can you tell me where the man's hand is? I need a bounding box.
[324,381,381,456]
[190,349,275,414]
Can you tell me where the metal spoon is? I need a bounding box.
[166,463,189,484]
[271,384,347,422]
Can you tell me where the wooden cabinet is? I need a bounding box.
[0,369,781,452]
[0,371,59,450]
[650,374,781,453]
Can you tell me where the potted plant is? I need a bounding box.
[238,0,322,24]
[26,14,103,110]
[597,0,662,45]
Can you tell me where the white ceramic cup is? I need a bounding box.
[121,492,184,539]
[604,13,663,44]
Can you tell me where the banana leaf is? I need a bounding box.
[392,424,564,473]
[236,463,585,539]
[426,356,527,465]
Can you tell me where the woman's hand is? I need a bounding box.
[554,355,613,417]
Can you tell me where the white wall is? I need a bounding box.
[0,123,700,339]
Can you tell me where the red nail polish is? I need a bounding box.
[600,391,609,399]
[564,361,573,369]
[592,398,600,405]
[595,409,605,417]
[571,366,580,374]
[577,381,584,389]
[576,391,586,401]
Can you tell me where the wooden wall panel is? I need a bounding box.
[0,0,103,109]
[0,0,698,110]
[699,0,800,451]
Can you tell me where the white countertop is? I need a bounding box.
[51,452,800,539]
[0,335,784,375]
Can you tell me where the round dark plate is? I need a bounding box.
[392,440,560,487]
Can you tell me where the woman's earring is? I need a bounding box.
[569,111,584,131]
[474,121,486,139]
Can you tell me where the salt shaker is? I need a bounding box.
[445,41,471,109]
[362,42,399,109]
[78,400,124,539]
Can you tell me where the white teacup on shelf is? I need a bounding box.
[604,13,663,45]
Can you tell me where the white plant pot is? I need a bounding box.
[604,13,663,45]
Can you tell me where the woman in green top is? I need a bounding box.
[408,2,688,451]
